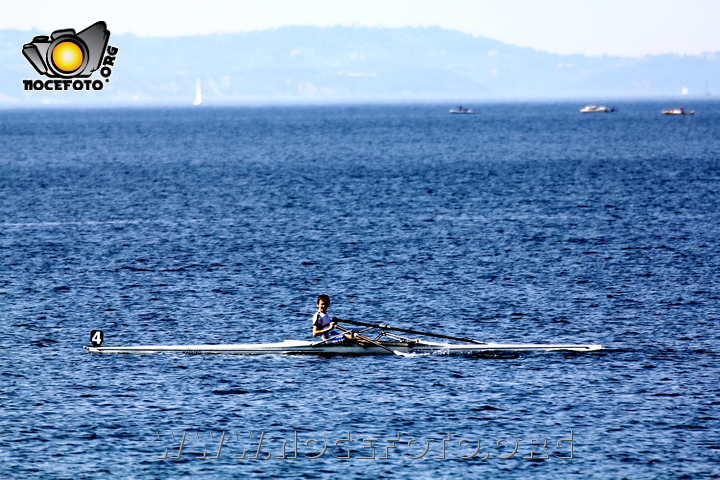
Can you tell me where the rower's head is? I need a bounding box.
[316,294,330,313]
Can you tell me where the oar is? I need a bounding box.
[335,318,485,344]
[334,325,413,357]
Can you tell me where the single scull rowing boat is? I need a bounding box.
[84,319,602,356]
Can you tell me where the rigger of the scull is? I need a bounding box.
[333,324,413,357]
[335,318,487,344]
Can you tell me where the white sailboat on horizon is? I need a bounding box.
[193,80,202,106]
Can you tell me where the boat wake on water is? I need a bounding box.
[84,319,602,356]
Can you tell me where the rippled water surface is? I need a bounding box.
[1,103,720,479]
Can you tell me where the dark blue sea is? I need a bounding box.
[1,102,719,479]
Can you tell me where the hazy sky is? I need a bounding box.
[3,0,720,57]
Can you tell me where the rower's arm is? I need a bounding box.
[312,321,336,337]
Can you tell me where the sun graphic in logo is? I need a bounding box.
[51,41,84,73]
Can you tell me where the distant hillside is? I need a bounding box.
[1,26,718,105]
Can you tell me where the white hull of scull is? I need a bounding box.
[84,339,603,355]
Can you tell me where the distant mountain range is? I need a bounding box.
[1,26,718,105]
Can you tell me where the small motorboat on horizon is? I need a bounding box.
[580,105,614,113]
[662,106,694,115]
[450,106,476,114]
